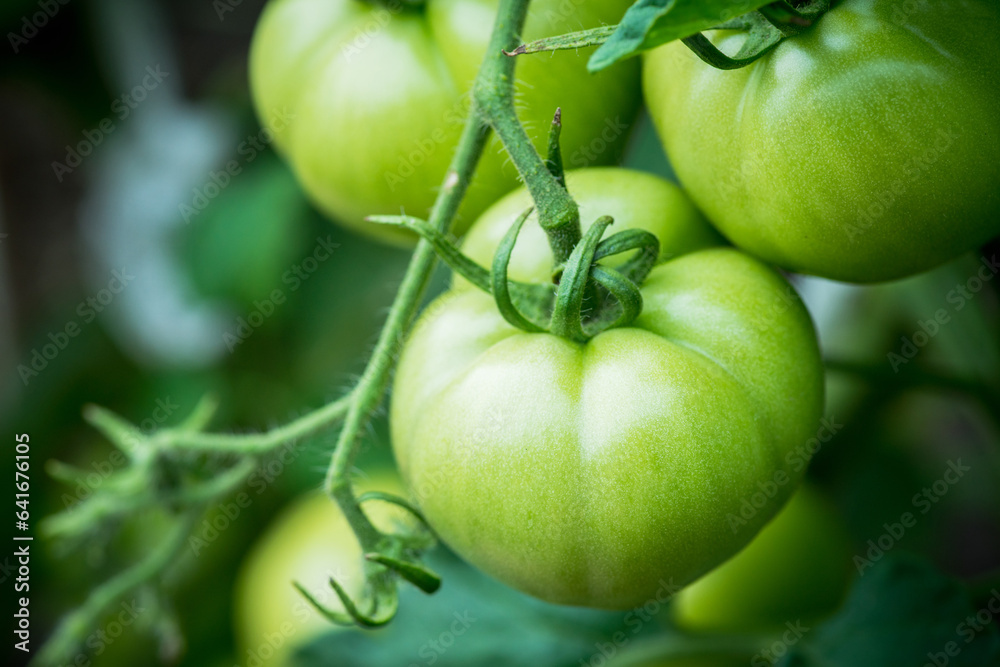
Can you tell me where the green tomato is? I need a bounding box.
[672,485,852,633]
[250,0,641,246]
[643,0,1000,283]
[390,169,825,609]
[233,474,415,667]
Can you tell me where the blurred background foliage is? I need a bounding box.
[1,0,998,666]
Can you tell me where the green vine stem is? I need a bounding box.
[33,393,354,663]
[320,94,493,547]
[33,511,203,667]
[314,0,535,621]
[369,210,660,340]
[361,0,426,9]
[85,393,354,455]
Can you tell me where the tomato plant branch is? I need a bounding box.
[35,388,355,664]
[321,117,493,546]
[312,0,537,624]
[151,392,354,454]
[32,510,202,667]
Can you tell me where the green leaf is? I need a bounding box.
[778,553,1000,667]
[588,0,772,72]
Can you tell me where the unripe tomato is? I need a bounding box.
[391,169,825,609]
[673,485,852,633]
[643,0,1000,283]
[250,0,641,245]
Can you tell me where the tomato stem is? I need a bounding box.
[472,10,582,266]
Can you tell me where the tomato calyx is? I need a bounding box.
[371,208,659,343]
[547,216,657,341]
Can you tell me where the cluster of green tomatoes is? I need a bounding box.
[246,0,999,649]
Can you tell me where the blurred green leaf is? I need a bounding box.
[180,155,308,305]
[780,553,1000,666]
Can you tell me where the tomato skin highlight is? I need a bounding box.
[391,170,825,609]
[250,0,642,245]
[643,0,1000,283]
